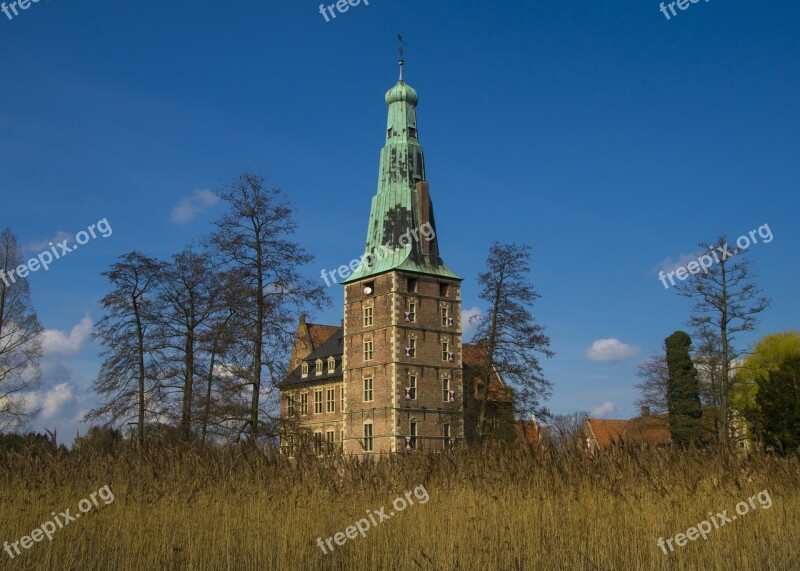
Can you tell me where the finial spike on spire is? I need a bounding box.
[397,33,405,81]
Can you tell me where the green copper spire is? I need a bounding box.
[343,57,461,284]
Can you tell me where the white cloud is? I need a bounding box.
[654,252,700,275]
[585,338,641,362]
[590,401,617,418]
[461,307,482,336]
[42,317,93,357]
[26,383,74,421]
[170,189,219,223]
[24,231,74,253]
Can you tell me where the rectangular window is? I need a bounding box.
[363,306,373,327]
[326,430,335,453]
[364,378,374,402]
[407,301,416,322]
[287,395,295,417]
[341,430,345,450]
[300,393,308,416]
[314,389,323,414]
[407,278,417,293]
[439,282,449,297]
[327,388,335,413]
[442,378,450,402]
[364,424,373,452]
[410,421,417,449]
[341,386,344,411]
[441,306,449,327]
[328,357,336,372]
[442,340,449,361]
[314,432,323,455]
[409,375,417,400]
[315,360,323,374]
[443,424,451,449]
[406,337,416,358]
[364,340,373,361]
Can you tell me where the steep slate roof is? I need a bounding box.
[343,73,460,284]
[280,327,344,388]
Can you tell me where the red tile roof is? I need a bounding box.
[307,324,339,349]
[462,343,513,403]
[516,420,540,447]
[586,415,671,449]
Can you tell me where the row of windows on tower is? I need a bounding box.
[363,422,453,453]
[362,305,454,327]
[362,339,454,362]
[361,280,451,297]
[286,377,456,418]
[285,423,453,455]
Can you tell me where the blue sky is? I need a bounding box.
[1,0,798,440]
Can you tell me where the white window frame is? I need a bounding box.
[364,340,374,361]
[326,387,335,413]
[364,378,374,402]
[363,423,374,453]
[314,389,323,414]
[442,378,450,402]
[363,306,373,327]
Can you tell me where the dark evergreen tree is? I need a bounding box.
[665,331,704,447]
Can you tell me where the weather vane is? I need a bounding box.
[398,33,405,80]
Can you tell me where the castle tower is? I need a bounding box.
[341,57,464,455]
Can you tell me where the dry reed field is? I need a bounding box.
[1,444,798,570]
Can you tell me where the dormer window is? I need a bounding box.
[315,359,323,375]
[328,357,336,372]
[301,363,309,377]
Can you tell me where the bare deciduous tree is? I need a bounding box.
[208,173,329,441]
[676,237,770,441]
[0,229,42,432]
[87,252,165,445]
[635,352,669,415]
[469,242,553,442]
